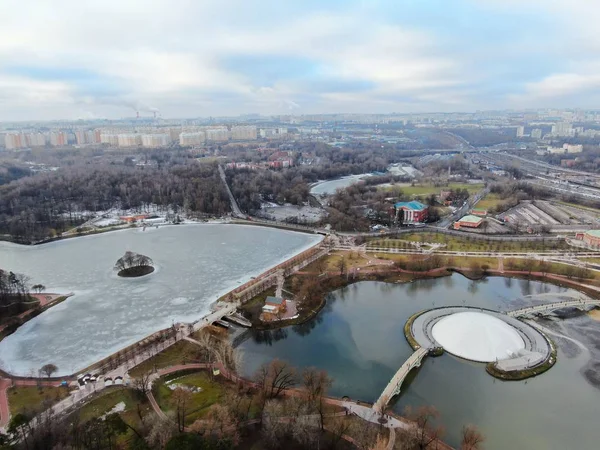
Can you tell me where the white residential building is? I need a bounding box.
[141,134,171,147]
[118,134,142,147]
[28,133,46,147]
[49,131,68,146]
[179,132,206,146]
[551,122,573,136]
[205,127,230,142]
[4,134,24,150]
[231,125,257,140]
[516,126,525,137]
[100,134,119,146]
[531,128,542,139]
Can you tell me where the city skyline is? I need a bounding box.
[1,0,599,121]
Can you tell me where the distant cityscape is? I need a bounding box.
[1,108,600,152]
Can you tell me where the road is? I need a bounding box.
[218,165,244,218]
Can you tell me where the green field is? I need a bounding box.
[367,232,577,253]
[555,200,600,216]
[8,385,71,417]
[76,388,144,423]
[153,371,224,425]
[128,340,204,377]
[475,193,506,211]
[381,182,484,197]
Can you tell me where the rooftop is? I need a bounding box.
[584,230,600,238]
[457,214,483,224]
[266,296,285,305]
[394,200,427,211]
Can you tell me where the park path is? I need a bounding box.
[0,378,62,429]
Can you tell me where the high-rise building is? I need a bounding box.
[0,134,5,149]
[205,127,230,142]
[516,126,525,137]
[27,133,46,147]
[551,122,573,136]
[49,131,68,146]
[230,125,257,140]
[4,134,24,150]
[75,130,88,145]
[117,134,142,147]
[141,134,171,147]
[179,132,206,147]
[531,128,542,139]
[100,134,120,146]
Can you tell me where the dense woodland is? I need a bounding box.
[0,163,230,242]
[0,269,31,320]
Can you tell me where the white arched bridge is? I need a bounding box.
[373,347,429,413]
[507,298,600,318]
[373,298,600,413]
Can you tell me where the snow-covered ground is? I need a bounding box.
[0,224,322,376]
[387,164,423,178]
[310,174,373,196]
[259,203,325,223]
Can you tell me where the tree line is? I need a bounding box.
[0,162,231,242]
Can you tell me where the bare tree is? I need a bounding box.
[144,411,176,448]
[190,404,240,446]
[369,433,389,450]
[460,424,485,450]
[40,364,58,379]
[301,367,332,430]
[171,387,192,432]
[327,416,354,450]
[337,257,347,276]
[132,372,152,398]
[402,405,445,450]
[31,284,46,294]
[254,359,297,400]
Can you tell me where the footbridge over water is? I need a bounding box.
[373,347,429,413]
[507,299,600,318]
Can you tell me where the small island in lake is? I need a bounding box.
[115,251,154,277]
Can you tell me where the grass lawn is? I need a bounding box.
[128,340,204,377]
[153,371,224,425]
[8,385,71,417]
[381,182,484,197]
[580,258,600,264]
[367,232,577,253]
[76,387,145,423]
[555,200,600,216]
[369,253,499,269]
[72,387,153,448]
[475,193,506,211]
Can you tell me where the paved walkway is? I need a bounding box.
[0,378,63,430]
[508,298,600,317]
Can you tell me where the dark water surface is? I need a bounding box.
[239,275,600,450]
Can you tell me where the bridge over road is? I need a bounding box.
[373,347,429,413]
[507,299,600,318]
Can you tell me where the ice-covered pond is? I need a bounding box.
[0,224,321,376]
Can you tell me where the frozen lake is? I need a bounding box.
[0,224,321,376]
[310,174,372,196]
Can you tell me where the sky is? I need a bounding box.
[1,0,599,121]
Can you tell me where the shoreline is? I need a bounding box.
[0,227,323,378]
[248,265,600,333]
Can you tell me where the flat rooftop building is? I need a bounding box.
[454,214,483,229]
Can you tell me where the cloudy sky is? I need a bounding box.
[1,0,599,121]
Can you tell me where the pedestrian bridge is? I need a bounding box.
[373,347,429,413]
[507,299,600,318]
